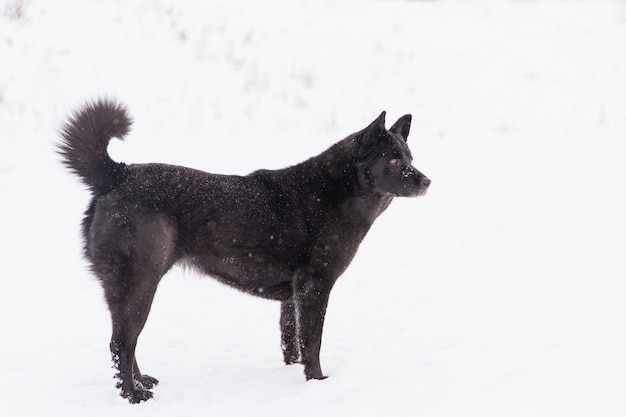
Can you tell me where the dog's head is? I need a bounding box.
[354,111,430,197]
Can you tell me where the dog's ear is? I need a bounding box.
[367,111,387,135]
[390,114,412,142]
[355,111,387,159]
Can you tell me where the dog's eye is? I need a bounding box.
[389,158,400,167]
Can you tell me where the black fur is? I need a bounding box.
[58,98,430,403]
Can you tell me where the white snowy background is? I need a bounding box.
[1,0,626,415]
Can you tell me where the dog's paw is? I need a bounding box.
[122,386,154,404]
[117,380,154,404]
[304,368,328,381]
[136,374,159,390]
[306,374,328,381]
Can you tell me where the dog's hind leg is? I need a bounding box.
[92,212,176,403]
[280,299,301,364]
[108,277,160,404]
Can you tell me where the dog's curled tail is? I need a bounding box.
[58,98,131,195]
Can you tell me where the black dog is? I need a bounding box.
[58,99,430,403]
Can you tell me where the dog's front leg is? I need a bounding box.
[280,299,300,364]
[293,270,331,380]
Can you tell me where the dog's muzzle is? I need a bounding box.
[402,166,414,178]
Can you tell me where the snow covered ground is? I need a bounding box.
[1,0,626,415]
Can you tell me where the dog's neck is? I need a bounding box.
[249,136,394,227]
[291,138,394,224]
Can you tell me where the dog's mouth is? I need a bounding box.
[390,181,430,198]
[411,187,429,198]
[406,177,430,197]
[419,177,431,195]
[399,167,430,197]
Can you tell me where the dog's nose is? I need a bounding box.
[422,178,431,187]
